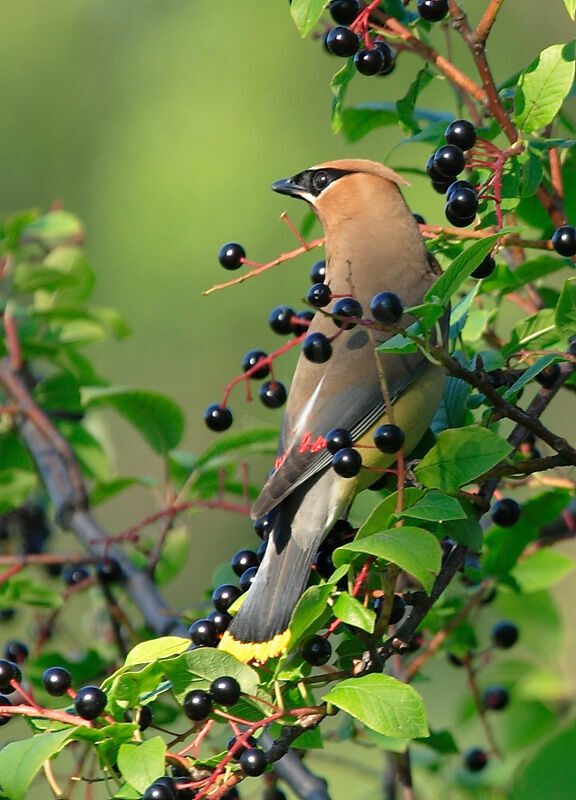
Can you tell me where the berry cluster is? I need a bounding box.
[324,0,396,77]
[183,675,242,721]
[426,120,479,227]
[327,422,405,480]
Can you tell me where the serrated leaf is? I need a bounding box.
[333,527,442,593]
[123,637,190,668]
[118,738,167,792]
[555,277,576,335]
[399,491,466,523]
[82,387,184,453]
[323,674,428,738]
[290,0,326,36]
[511,549,575,593]
[415,428,512,491]
[162,647,259,702]
[426,234,504,306]
[0,728,76,800]
[515,41,576,133]
[333,593,375,633]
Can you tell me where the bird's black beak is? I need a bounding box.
[271,176,306,198]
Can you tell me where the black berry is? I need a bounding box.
[210,676,241,706]
[259,381,287,409]
[307,283,332,308]
[124,705,153,730]
[188,618,218,647]
[204,404,233,432]
[417,0,449,22]
[482,685,509,711]
[0,694,11,726]
[490,498,521,527]
[313,549,335,579]
[207,610,231,634]
[329,0,360,25]
[432,178,453,194]
[325,26,359,57]
[239,566,258,593]
[0,609,16,622]
[354,47,385,76]
[218,243,245,270]
[3,640,28,664]
[231,549,259,577]
[332,297,363,328]
[257,539,268,562]
[332,448,362,477]
[269,305,295,335]
[227,735,257,760]
[239,747,268,777]
[253,512,275,539]
[300,635,332,665]
[303,332,332,363]
[446,179,475,198]
[374,424,405,453]
[491,620,519,649]
[374,41,394,73]
[290,310,314,336]
[143,778,177,800]
[471,254,496,279]
[96,559,123,584]
[444,119,477,151]
[425,154,446,182]
[42,666,72,696]
[309,260,326,284]
[464,747,488,772]
[413,213,426,225]
[62,565,90,586]
[212,584,242,613]
[434,145,466,178]
[74,686,107,720]
[369,292,403,325]
[374,594,405,625]
[242,350,269,380]
[535,363,560,388]
[325,428,353,454]
[173,778,195,800]
[0,660,21,692]
[445,186,478,220]
[183,689,212,721]
[551,225,576,257]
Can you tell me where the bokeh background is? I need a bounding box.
[0,2,575,793]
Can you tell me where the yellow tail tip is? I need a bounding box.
[218,630,291,663]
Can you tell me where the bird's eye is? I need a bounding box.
[312,171,330,192]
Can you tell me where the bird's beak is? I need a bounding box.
[271,176,306,198]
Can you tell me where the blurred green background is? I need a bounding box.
[0,0,572,609]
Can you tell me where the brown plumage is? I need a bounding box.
[219,159,446,663]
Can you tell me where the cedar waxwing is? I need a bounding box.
[219,159,447,663]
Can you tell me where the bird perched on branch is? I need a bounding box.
[219,159,447,663]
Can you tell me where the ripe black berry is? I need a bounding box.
[325,26,359,57]
[329,0,360,25]
[253,512,275,539]
[257,540,268,562]
[269,305,295,335]
[212,584,242,613]
[325,428,353,454]
[239,747,268,777]
[303,332,332,363]
[309,260,326,284]
[307,283,332,308]
[143,778,177,800]
[242,350,269,380]
[434,145,466,178]
[464,747,488,772]
[62,565,90,586]
[3,640,28,664]
[482,685,509,711]
[374,41,394,73]
[370,292,403,325]
[374,424,405,453]
[413,213,426,225]
[0,694,11,726]
[218,243,246,270]
[291,310,315,336]
[210,676,241,706]
[259,380,287,409]
[0,660,21,692]
[207,610,231,634]
[490,498,521,527]
[314,549,335,579]
[491,620,519,649]
[173,778,195,800]
[332,297,363,328]
[188,618,218,647]
[240,566,258,593]
[444,119,477,151]
[332,448,362,478]
[432,178,453,194]
[417,0,449,22]
[425,154,446,182]
[231,549,259,577]
[374,594,406,625]
[354,47,385,76]
[124,705,153,730]
[42,666,72,696]
[96,558,123,584]
[471,254,496,279]
[74,686,107,720]
[204,404,233,432]
[535,363,560,388]
[0,609,15,622]
[445,186,478,219]
[183,689,212,721]
[300,635,332,665]
[227,735,257,760]
[551,225,576,257]
[446,179,474,198]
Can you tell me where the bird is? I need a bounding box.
[219,159,447,663]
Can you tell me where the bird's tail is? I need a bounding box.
[219,472,337,663]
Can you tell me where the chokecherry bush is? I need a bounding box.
[1,2,576,799]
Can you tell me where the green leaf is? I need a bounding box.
[154,527,190,586]
[13,264,80,294]
[356,488,424,539]
[194,427,279,469]
[290,0,326,36]
[512,718,576,800]
[117,738,167,793]
[426,234,504,306]
[503,354,560,399]
[503,308,561,356]
[0,469,37,514]
[511,549,575,593]
[90,476,152,506]
[332,593,376,633]
[162,647,259,702]
[0,576,63,609]
[441,501,483,550]
[515,41,576,133]
[518,150,544,197]
[341,103,398,143]
[0,728,75,800]
[22,211,84,249]
[288,584,334,648]
[555,277,576,335]
[376,327,419,354]
[415,428,512,491]
[417,729,459,754]
[399,491,466,523]
[333,527,442,593]
[331,59,356,133]
[563,0,576,20]
[396,66,434,134]
[323,674,428,738]
[123,637,190,669]
[82,387,184,453]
